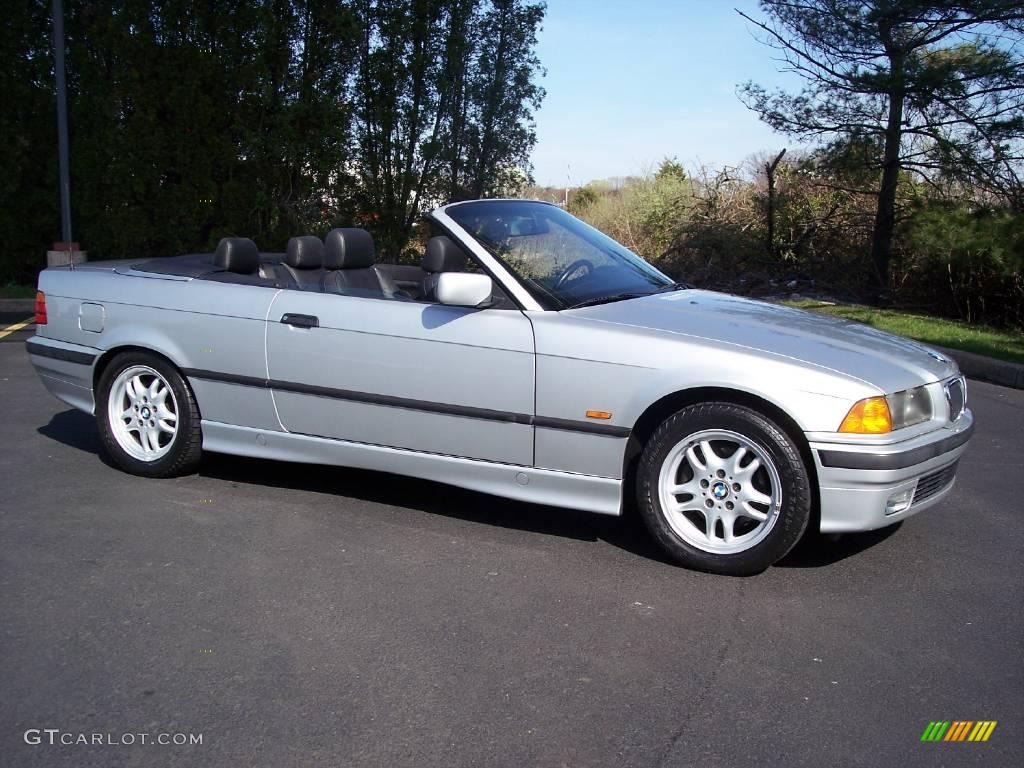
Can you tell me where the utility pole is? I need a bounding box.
[53,0,72,245]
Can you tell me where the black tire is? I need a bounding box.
[96,351,203,477]
[636,402,811,576]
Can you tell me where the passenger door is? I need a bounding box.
[264,290,535,466]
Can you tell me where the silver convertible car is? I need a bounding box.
[27,199,973,574]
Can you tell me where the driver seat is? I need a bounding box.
[420,236,467,302]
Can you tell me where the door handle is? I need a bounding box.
[280,313,319,328]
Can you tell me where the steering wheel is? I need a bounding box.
[553,259,594,289]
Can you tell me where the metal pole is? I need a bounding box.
[53,0,72,244]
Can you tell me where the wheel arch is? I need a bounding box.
[622,386,819,525]
[92,345,190,395]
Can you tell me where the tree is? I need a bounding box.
[351,0,545,255]
[655,157,687,183]
[738,1,1024,292]
[0,1,544,282]
[0,0,59,283]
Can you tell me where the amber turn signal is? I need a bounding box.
[838,396,892,434]
[585,410,612,420]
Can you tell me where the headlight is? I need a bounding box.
[887,386,932,429]
[838,386,932,434]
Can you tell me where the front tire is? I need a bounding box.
[636,402,811,575]
[96,351,203,477]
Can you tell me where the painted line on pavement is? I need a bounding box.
[0,317,35,340]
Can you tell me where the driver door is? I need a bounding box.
[264,289,535,466]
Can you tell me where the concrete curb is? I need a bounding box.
[935,345,1024,390]
[0,298,34,313]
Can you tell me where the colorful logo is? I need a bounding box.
[921,721,997,742]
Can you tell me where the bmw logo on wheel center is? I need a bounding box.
[712,481,729,500]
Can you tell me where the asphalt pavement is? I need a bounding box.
[1,322,1022,767]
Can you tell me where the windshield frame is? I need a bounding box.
[431,199,672,311]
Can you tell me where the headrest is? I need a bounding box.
[286,236,323,269]
[422,236,467,274]
[214,237,259,273]
[323,228,375,269]
[478,219,510,243]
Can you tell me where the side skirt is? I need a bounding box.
[200,421,624,516]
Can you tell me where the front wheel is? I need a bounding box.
[636,402,811,575]
[96,351,203,477]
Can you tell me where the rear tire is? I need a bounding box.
[636,402,811,576]
[96,351,202,477]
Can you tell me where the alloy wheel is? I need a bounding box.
[657,429,783,554]
[106,365,179,462]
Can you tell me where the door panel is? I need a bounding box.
[265,291,535,465]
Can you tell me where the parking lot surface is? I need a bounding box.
[2,326,1022,767]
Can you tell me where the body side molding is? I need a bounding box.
[26,339,98,365]
[183,367,631,437]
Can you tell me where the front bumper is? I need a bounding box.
[810,409,974,533]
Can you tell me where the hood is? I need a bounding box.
[571,290,957,393]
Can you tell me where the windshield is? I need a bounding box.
[443,200,672,310]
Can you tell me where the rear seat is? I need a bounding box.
[192,233,413,298]
[282,236,324,290]
[201,238,276,285]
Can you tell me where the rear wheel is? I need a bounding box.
[637,402,811,575]
[96,351,202,477]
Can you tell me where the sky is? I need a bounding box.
[529,0,805,186]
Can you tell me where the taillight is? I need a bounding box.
[35,291,47,325]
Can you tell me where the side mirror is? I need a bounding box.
[435,272,494,307]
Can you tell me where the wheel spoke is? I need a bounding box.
[704,508,720,540]
[726,446,747,476]
[735,457,760,480]
[741,487,773,507]
[668,477,701,497]
[699,440,718,469]
[156,404,176,423]
[153,386,170,407]
[740,502,768,521]
[124,377,139,404]
[685,445,706,472]
[674,496,708,515]
[719,510,736,543]
[157,419,175,434]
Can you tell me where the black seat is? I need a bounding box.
[214,237,259,273]
[323,228,399,298]
[283,236,324,290]
[202,237,276,285]
[420,236,467,301]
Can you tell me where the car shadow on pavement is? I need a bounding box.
[776,524,903,568]
[38,408,105,456]
[38,408,900,571]
[37,409,671,564]
[198,451,677,566]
